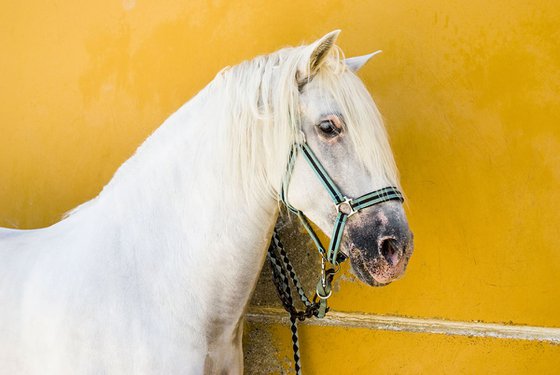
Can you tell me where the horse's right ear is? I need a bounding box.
[297,30,341,85]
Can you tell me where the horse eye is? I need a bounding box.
[317,120,339,136]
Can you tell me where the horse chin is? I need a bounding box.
[346,244,409,287]
[352,265,392,287]
[348,255,392,287]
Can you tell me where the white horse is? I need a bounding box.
[0,31,413,374]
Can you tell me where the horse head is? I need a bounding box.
[284,31,414,286]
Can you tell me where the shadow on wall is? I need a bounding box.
[244,210,339,374]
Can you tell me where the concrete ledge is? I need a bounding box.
[246,307,560,344]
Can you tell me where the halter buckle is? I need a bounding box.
[336,197,357,217]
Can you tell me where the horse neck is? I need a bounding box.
[78,87,279,336]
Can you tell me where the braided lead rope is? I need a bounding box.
[267,253,294,309]
[290,315,302,375]
[268,227,328,375]
[267,247,303,374]
[267,229,318,319]
[270,229,313,307]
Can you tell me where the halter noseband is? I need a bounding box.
[280,141,404,265]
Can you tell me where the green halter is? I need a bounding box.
[280,142,404,265]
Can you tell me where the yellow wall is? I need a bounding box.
[255,323,560,374]
[2,0,559,373]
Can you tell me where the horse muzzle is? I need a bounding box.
[344,201,414,286]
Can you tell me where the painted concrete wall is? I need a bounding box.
[1,0,559,373]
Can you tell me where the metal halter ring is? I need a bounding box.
[316,287,332,300]
[336,197,357,217]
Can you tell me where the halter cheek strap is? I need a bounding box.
[280,142,404,265]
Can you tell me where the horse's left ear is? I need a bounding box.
[297,30,341,83]
[344,50,382,72]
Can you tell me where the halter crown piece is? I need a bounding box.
[267,137,403,375]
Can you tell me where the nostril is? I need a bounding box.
[380,238,402,266]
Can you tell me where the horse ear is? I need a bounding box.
[344,51,382,73]
[297,30,341,83]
